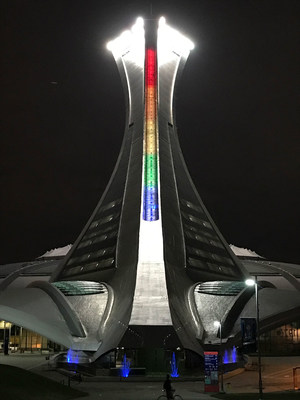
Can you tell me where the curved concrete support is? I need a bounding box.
[221,287,255,337]
[260,306,300,333]
[230,288,300,341]
[27,281,86,338]
[194,282,300,345]
[259,263,300,291]
[187,284,204,339]
[97,283,114,340]
[194,290,238,343]
[0,264,40,293]
[0,287,74,348]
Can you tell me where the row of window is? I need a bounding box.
[185,230,224,250]
[60,198,122,277]
[180,199,207,217]
[181,211,212,230]
[53,281,107,296]
[77,230,118,250]
[89,212,120,230]
[187,257,235,276]
[61,258,115,278]
[194,281,245,296]
[82,222,119,241]
[186,245,234,267]
[94,198,122,216]
[184,221,217,241]
[180,198,232,253]
[180,198,239,278]
[66,246,116,267]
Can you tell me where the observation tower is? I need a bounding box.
[2,18,298,368]
[50,17,248,358]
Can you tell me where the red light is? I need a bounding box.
[146,48,157,88]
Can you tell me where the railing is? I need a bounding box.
[293,367,300,390]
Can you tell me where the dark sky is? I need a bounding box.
[1,0,299,264]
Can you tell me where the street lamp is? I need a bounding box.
[214,320,224,393]
[246,276,263,400]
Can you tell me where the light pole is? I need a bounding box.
[246,277,263,400]
[214,320,224,393]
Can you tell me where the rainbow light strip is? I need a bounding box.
[143,48,159,221]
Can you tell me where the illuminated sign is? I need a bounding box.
[204,351,219,393]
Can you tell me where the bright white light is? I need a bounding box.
[136,16,144,27]
[106,17,145,67]
[245,279,255,286]
[159,16,166,27]
[138,219,164,262]
[214,321,221,328]
[121,30,131,40]
[157,17,194,65]
[188,38,195,50]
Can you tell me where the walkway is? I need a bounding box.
[1,353,299,399]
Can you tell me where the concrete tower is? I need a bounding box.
[50,17,248,357]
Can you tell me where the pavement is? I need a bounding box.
[1,353,300,399]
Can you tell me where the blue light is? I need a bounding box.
[170,352,179,377]
[223,347,237,364]
[67,349,79,364]
[231,346,237,363]
[143,185,159,221]
[143,187,159,221]
[121,354,131,378]
[223,349,229,364]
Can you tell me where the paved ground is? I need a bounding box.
[1,353,300,399]
[223,356,300,394]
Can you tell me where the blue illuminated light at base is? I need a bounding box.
[231,346,237,363]
[223,346,237,364]
[121,354,131,378]
[67,349,79,364]
[170,352,179,377]
[223,349,229,364]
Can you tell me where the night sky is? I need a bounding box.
[1,0,299,265]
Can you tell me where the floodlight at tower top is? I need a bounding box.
[159,16,166,26]
[158,16,194,51]
[106,17,194,60]
[106,17,145,65]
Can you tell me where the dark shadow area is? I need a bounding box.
[212,393,300,399]
[0,364,88,400]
